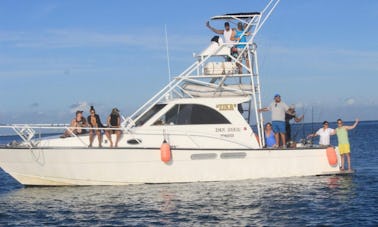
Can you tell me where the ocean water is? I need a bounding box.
[1,121,378,226]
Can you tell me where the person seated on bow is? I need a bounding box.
[61,110,88,138]
[105,108,122,148]
[87,106,104,147]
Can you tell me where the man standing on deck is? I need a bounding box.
[259,94,289,148]
[285,105,304,144]
[336,118,359,171]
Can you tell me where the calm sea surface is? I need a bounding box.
[1,121,378,226]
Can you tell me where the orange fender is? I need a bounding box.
[160,141,171,163]
[326,147,337,166]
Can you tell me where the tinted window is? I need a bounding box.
[153,104,230,125]
[177,104,193,124]
[135,104,166,126]
[164,105,179,125]
[190,104,230,124]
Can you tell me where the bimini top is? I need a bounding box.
[211,12,261,20]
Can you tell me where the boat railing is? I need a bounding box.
[12,124,36,147]
[0,124,257,149]
[0,124,67,147]
[0,124,128,147]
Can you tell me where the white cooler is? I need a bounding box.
[204,62,237,75]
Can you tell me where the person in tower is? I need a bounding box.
[206,21,237,62]
[231,22,251,74]
[206,21,235,47]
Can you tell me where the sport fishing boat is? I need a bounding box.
[0,0,345,186]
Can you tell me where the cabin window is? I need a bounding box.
[153,104,230,125]
[135,104,166,126]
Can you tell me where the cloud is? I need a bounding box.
[344,97,356,106]
[260,44,378,74]
[0,29,204,52]
[30,102,39,108]
[0,30,133,49]
[293,102,305,109]
[0,28,204,77]
[69,102,90,113]
[0,30,129,49]
[39,3,59,16]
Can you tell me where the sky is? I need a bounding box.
[0,0,377,125]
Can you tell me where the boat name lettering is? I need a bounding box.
[216,104,235,111]
[216,127,241,133]
[228,127,241,132]
[215,128,225,132]
[220,134,234,138]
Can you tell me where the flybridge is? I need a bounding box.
[126,0,281,146]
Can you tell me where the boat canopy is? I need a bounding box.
[211,12,261,20]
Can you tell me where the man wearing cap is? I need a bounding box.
[259,94,289,148]
[61,110,88,138]
[206,21,235,47]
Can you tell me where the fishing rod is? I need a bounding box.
[164,24,171,83]
[292,107,307,142]
[309,106,314,145]
[302,106,306,139]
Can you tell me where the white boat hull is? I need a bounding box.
[0,147,341,186]
[0,5,344,187]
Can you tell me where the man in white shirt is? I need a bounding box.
[206,21,235,47]
[308,121,335,146]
